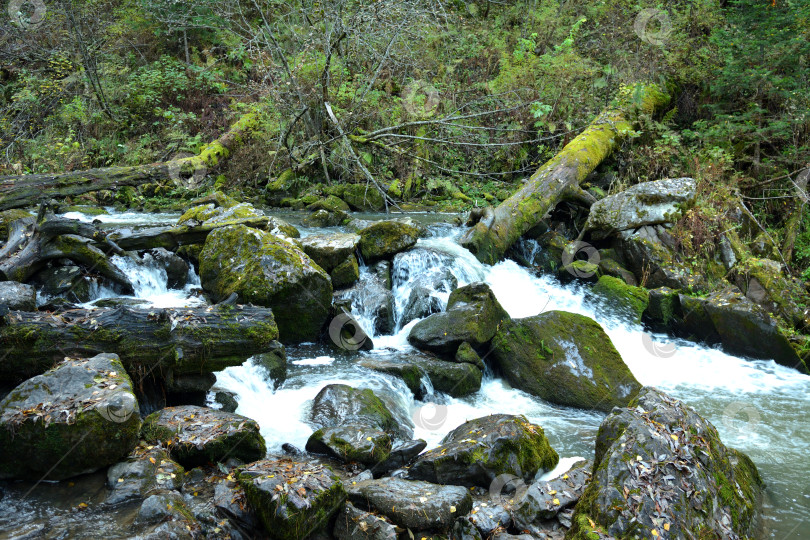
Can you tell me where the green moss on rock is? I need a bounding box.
[592,275,649,323]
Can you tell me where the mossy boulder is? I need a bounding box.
[298,233,360,272]
[140,405,266,466]
[267,216,301,239]
[334,269,394,335]
[408,282,509,354]
[490,311,641,412]
[306,424,393,465]
[309,384,404,436]
[0,353,140,480]
[302,208,351,228]
[346,477,472,531]
[330,255,360,289]
[307,195,351,213]
[61,205,110,216]
[199,224,333,342]
[643,286,681,331]
[584,177,696,239]
[177,201,262,227]
[408,414,559,488]
[454,341,486,370]
[591,275,649,324]
[617,225,706,291]
[733,257,808,329]
[238,457,346,539]
[105,444,185,505]
[567,387,763,540]
[358,220,420,261]
[0,281,36,311]
[254,340,287,389]
[340,183,386,211]
[0,209,33,241]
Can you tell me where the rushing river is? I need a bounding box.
[2,209,808,538]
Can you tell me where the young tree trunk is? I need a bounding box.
[459,83,671,264]
[0,305,279,386]
[0,112,258,211]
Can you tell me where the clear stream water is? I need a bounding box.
[2,209,808,538]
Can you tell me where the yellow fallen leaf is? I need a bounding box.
[77,502,88,509]
[664,523,670,531]
[670,434,678,440]
[562,474,569,480]
[651,530,659,537]
[552,498,560,505]
[450,506,457,513]
[117,478,124,483]
[366,436,372,441]
[549,490,557,495]
[149,457,156,464]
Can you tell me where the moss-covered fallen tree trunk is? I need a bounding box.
[0,113,258,211]
[460,83,671,264]
[0,305,279,386]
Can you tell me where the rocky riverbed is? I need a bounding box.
[0,195,808,539]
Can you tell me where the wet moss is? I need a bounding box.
[592,275,649,324]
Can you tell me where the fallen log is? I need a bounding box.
[0,112,258,211]
[0,305,279,386]
[459,83,671,264]
[0,209,134,290]
[111,216,271,251]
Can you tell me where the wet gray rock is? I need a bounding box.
[370,438,427,477]
[298,233,360,272]
[213,479,261,533]
[401,285,446,326]
[585,178,696,239]
[451,518,484,540]
[464,503,511,536]
[453,342,486,370]
[238,457,346,539]
[213,391,238,413]
[408,282,509,354]
[359,352,482,398]
[302,208,350,228]
[0,353,140,480]
[309,384,402,435]
[334,270,395,335]
[0,281,35,311]
[408,414,559,488]
[512,461,591,533]
[570,387,763,539]
[333,501,399,540]
[347,477,473,531]
[616,225,706,291]
[106,445,185,505]
[141,405,265,466]
[135,490,196,528]
[358,220,420,261]
[31,265,93,302]
[148,248,189,288]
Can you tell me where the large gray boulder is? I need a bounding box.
[569,387,763,539]
[616,224,706,291]
[408,414,559,488]
[490,311,641,412]
[585,177,696,239]
[199,224,332,342]
[358,220,420,261]
[408,282,509,354]
[0,281,36,311]
[359,352,482,398]
[0,353,140,480]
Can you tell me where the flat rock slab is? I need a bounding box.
[238,457,346,539]
[347,477,472,531]
[141,405,265,466]
[408,414,559,488]
[0,353,140,480]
